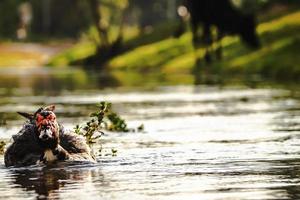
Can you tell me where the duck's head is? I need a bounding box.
[18,105,60,148]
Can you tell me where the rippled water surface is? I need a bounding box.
[0,68,300,199]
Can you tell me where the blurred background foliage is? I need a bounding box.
[0,0,181,40]
[0,0,299,84]
[0,0,298,39]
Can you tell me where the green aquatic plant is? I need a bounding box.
[0,140,6,154]
[74,102,143,144]
[99,102,144,132]
[111,148,117,156]
[106,109,129,132]
[74,102,108,144]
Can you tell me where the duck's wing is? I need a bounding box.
[5,124,42,167]
[59,130,96,162]
[59,129,91,154]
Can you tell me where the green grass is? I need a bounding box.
[47,41,96,67]
[48,20,179,67]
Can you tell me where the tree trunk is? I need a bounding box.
[88,0,109,47]
[81,0,125,66]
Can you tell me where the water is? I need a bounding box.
[0,67,300,199]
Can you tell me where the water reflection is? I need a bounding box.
[0,67,119,96]
[9,163,105,199]
[0,66,259,97]
[264,158,300,200]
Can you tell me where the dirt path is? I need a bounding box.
[0,42,73,67]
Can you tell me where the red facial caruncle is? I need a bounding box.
[36,112,56,128]
[35,111,59,140]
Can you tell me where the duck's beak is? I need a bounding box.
[39,128,53,141]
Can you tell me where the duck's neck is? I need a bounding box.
[43,149,57,162]
[40,145,69,163]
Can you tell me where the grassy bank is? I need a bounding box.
[48,9,300,84]
[0,42,72,67]
[108,10,300,82]
[47,21,179,67]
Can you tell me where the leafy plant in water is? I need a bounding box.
[0,140,6,154]
[105,108,129,132]
[74,102,108,144]
[74,102,143,144]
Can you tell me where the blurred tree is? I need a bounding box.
[17,2,32,40]
[89,0,109,47]
[0,0,299,40]
[0,0,20,38]
[231,0,262,13]
[127,0,181,32]
[84,0,128,65]
[0,0,93,39]
[29,0,92,38]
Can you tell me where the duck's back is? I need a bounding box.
[59,127,90,153]
[5,123,43,167]
[59,127,96,162]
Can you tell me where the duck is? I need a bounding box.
[4,105,96,167]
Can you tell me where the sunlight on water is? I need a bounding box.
[0,83,300,200]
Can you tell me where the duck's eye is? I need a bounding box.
[41,125,50,130]
[36,114,44,123]
[47,113,56,121]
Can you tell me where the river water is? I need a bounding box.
[0,68,300,199]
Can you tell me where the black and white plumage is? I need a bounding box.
[4,106,96,167]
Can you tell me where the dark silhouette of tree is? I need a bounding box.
[82,0,127,66]
[29,0,91,38]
